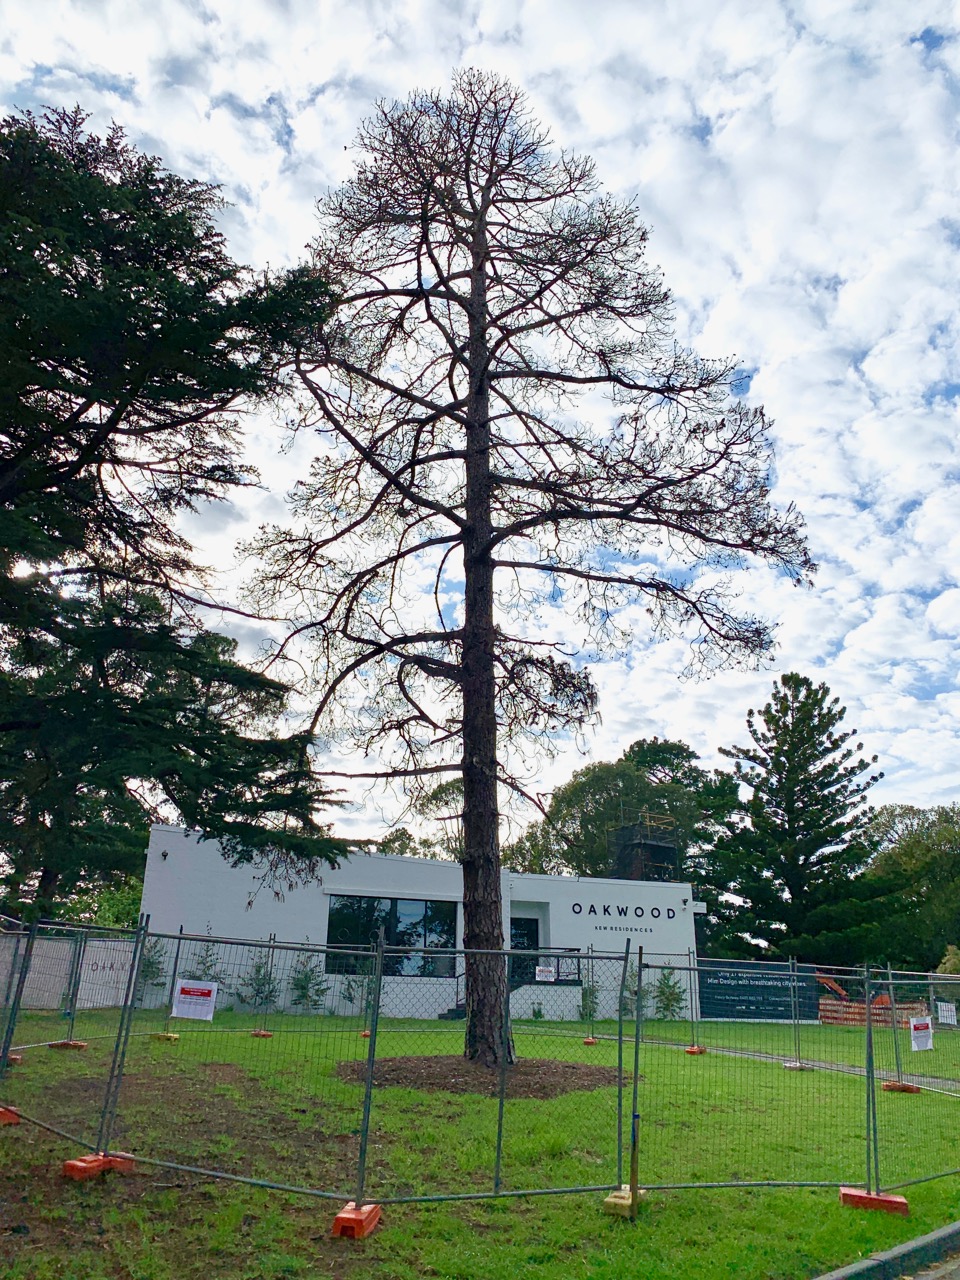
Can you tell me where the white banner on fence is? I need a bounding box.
[936,1000,957,1026]
[171,980,218,1021]
[910,1015,934,1051]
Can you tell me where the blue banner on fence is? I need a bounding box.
[696,960,820,1021]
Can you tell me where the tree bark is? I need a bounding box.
[35,865,61,911]
[460,213,512,1066]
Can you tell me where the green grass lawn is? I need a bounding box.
[2,1011,960,1279]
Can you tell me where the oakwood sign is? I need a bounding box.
[571,903,676,920]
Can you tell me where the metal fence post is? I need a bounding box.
[687,948,698,1048]
[887,964,904,1086]
[259,932,277,1034]
[586,945,596,1039]
[355,931,385,1207]
[629,946,644,1220]
[870,972,875,1192]
[0,922,37,1081]
[64,930,87,1043]
[616,940,631,1188]
[863,969,881,1194]
[494,950,510,1194]
[96,917,149,1154]
[2,930,23,1010]
[164,927,184,1034]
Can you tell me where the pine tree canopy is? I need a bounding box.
[711,672,895,963]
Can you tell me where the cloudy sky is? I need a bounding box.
[4,0,960,834]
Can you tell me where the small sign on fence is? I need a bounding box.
[936,1000,957,1026]
[171,980,218,1021]
[535,966,556,983]
[910,1016,934,1051]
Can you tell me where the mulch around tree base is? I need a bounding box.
[336,1054,627,1098]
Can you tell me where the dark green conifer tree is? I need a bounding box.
[0,108,339,915]
[712,673,894,962]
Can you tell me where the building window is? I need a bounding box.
[327,895,456,976]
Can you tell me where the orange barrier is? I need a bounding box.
[332,1202,381,1238]
[818,999,928,1029]
[63,1153,135,1181]
[839,1186,909,1215]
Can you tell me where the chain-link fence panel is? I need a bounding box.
[0,922,141,1151]
[504,948,630,1196]
[873,970,960,1192]
[357,945,507,1201]
[17,924,960,1209]
[106,932,377,1200]
[359,945,632,1204]
[632,958,870,1190]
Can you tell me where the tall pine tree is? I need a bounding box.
[712,673,893,963]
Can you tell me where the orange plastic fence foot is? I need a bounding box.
[48,1040,87,1051]
[4,1054,22,1066]
[151,1033,179,1043]
[582,1037,598,1046]
[359,1030,371,1039]
[882,1081,921,1093]
[332,1202,381,1239]
[685,1045,707,1055]
[250,1030,273,1038]
[0,1106,20,1126]
[839,1187,909,1215]
[63,1153,135,1181]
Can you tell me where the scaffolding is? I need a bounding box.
[606,809,678,881]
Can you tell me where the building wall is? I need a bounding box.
[141,825,700,966]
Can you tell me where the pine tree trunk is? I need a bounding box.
[35,865,61,912]
[460,217,513,1067]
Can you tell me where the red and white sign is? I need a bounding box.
[910,1016,933,1052]
[171,980,218,1021]
[535,966,556,983]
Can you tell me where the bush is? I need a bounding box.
[135,938,168,1003]
[653,967,686,1020]
[289,954,329,1013]
[578,982,599,1022]
[234,957,281,1009]
[181,927,228,985]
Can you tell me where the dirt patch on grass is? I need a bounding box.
[0,1061,367,1278]
[336,1054,626,1098]
[12,1060,355,1159]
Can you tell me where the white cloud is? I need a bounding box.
[4,0,960,832]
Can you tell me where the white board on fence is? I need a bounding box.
[535,965,555,983]
[936,1000,957,1026]
[910,1015,934,1051]
[171,980,218,1021]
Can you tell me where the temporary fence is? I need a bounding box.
[1,927,959,1223]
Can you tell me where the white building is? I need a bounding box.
[140,825,704,1018]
